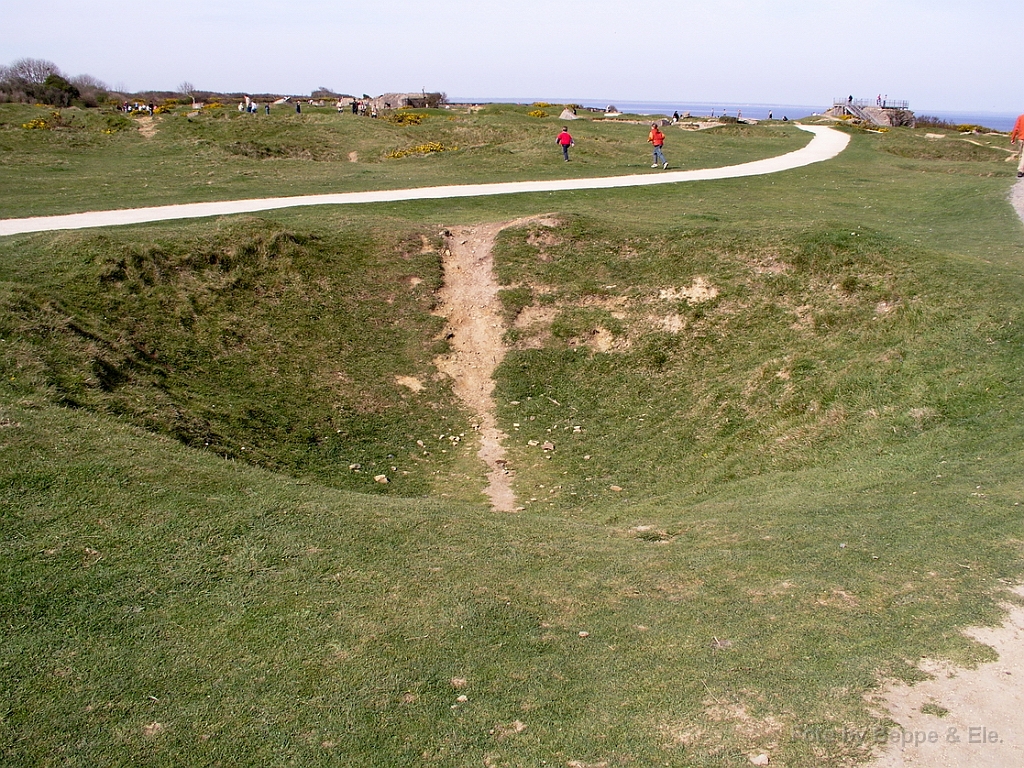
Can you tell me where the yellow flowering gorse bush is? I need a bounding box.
[386,142,457,159]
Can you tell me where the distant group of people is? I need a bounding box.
[554,122,670,169]
[342,100,378,118]
[238,96,270,115]
[119,101,153,114]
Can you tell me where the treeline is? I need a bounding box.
[0,58,447,111]
[0,58,108,107]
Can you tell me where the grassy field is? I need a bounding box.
[2,101,1024,766]
[0,102,805,218]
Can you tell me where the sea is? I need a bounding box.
[453,97,1019,133]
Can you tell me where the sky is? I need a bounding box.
[2,0,1020,114]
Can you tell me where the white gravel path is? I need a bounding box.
[0,125,849,236]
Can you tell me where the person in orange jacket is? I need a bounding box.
[1012,113,1024,178]
[648,123,668,169]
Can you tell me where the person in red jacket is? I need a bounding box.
[1012,113,1024,178]
[556,127,574,162]
[648,123,668,169]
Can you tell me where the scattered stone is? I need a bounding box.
[610,485,623,492]
[542,441,555,451]
[349,463,361,471]
[748,754,770,766]
[374,474,389,484]
[456,694,469,703]
[578,630,590,638]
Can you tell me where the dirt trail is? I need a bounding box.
[433,219,552,511]
[1012,176,1024,225]
[136,116,157,139]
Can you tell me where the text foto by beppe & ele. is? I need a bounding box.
[793,724,1003,748]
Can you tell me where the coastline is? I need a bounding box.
[452,97,1019,132]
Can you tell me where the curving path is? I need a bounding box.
[0,125,849,236]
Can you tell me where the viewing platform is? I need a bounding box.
[827,97,914,127]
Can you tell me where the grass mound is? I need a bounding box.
[0,218,470,496]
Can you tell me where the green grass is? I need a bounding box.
[0,102,805,218]
[2,104,1024,766]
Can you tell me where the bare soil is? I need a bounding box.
[136,116,157,139]
[867,587,1024,767]
[432,216,559,511]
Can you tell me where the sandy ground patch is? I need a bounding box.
[394,375,424,392]
[433,216,559,511]
[136,116,157,139]
[867,586,1024,767]
[434,222,514,510]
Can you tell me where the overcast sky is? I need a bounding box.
[3,0,1019,114]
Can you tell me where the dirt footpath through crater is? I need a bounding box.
[432,216,556,512]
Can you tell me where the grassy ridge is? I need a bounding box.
[2,105,1024,766]
[491,215,1024,508]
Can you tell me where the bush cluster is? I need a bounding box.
[386,142,457,158]
[383,112,429,126]
[0,58,103,107]
[916,115,996,133]
[20,111,66,130]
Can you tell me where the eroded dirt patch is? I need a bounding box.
[136,116,157,139]
[867,585,1024,767]
[433,216,560,511]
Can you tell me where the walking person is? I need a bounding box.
[1011,112,1024,178]
[648,123,668,169]
[556,126,574,162]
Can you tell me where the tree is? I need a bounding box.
[71,74,108,107]
[0,58,64,104]
[41,73,80,107]
[7,57,60,87]
[179,81,202,106]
